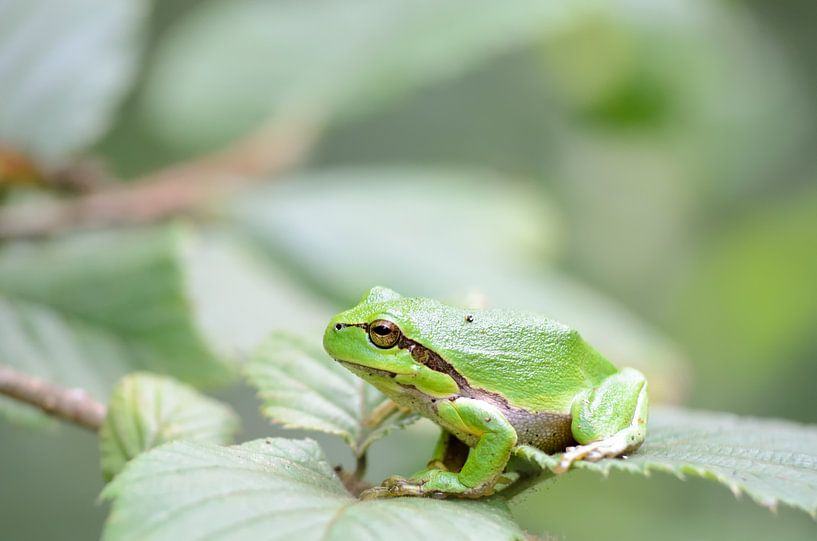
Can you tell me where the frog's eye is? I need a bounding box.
[368,319,401,349]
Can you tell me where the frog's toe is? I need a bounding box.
[555,433,632,472]
[388,483,426,497]
[496,473,517,486]
[381,475,409,488]
[555,443,599,472]
[554,446,579,472]
[360,477,426,499]
[359,486,392,500]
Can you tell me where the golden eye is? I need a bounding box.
[368,319,401,349]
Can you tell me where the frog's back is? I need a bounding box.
[393,299,618,413]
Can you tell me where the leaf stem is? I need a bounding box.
[354,452,368,480]
[0,112,321,240]
[0,365,106,431]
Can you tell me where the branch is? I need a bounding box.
[0,365,106,431]
[334,465,373,498]
[0,146,112,194]
[0,112,321,240]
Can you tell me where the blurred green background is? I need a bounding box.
[1,0,816,539]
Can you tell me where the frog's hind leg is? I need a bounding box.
[427,430,469,472]
[555,367,648,473]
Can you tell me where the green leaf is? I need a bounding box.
[513,407,817,517]
[101,438,526,541]
[99,372,239,481]
[245,333,418,457]
[140,0,578,153]
[0,226,233,425]
[229,167,689,404]
[181,229,334,360]
[232,168,559,290]
[0,0,145,160]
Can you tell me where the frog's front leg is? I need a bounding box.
[555,367,648,473]
[372,429,471,498]
[369,398,517,499]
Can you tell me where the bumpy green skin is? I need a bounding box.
[323,287,648,499]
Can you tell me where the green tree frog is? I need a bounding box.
[323,287,648,499]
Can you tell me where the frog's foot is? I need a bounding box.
[554,432,634,474]
[359,470,494,500]
[359,476,426,500]
[558,368,648,474]
[358,474,447,500]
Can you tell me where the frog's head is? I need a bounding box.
[323,287,416,380]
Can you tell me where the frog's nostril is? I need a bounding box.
[334,323,343,331]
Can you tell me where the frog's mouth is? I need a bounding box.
[336,359,397,379]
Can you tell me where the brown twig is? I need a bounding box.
[334,465,373,498]
[0,112,321,240]
[45,158,115,194]
[0,364,106,431]
[0,146,114,194]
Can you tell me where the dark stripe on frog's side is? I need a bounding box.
[397,335,575,453]
[396,334,479,399]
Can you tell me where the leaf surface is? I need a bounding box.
[514,407,817,517]
[140,0,579,153]
[100,372,239,480]
[102,438,526,541]
[0,226,233,425]
[245,333,418,456]
[0,0,145,160]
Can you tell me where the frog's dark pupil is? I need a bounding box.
[334,323,342,331]
[373,325,391,336]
